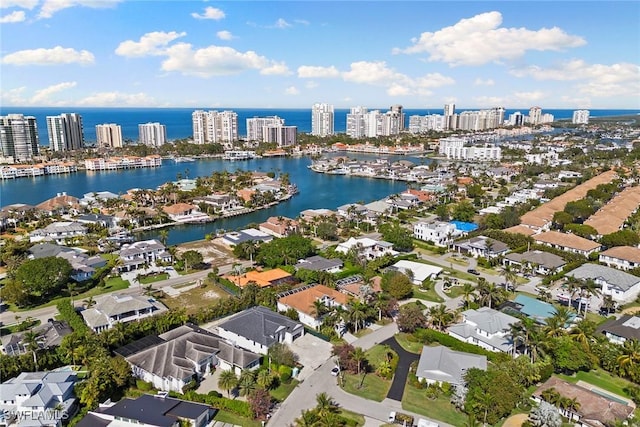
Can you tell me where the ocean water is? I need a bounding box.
[1,107,638,146]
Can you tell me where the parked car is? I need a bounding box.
[330,366,340,376]
[388,411,415,426]
[467,268,480,275]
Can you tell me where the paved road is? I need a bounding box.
[381,337,420,401]
[267,323,451,427]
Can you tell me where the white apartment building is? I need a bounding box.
[505,111,525,126]
[96,123,123,148]
[529,107,542,125]
[408,114,446,133]
[311,103,334,136]
[438,137,502,161]
[264,124,297,147]
[46,113,84,152]
[346,106,368,138]
[413,220,462,247]
[0,114,40,162]
[246,116,284,141]
[192,110,238,148]
[138,122,167,146]
[572,110,590,124]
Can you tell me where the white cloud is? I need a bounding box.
[284,86,299,95]
[472,95,509,107]
[387,84,411,97]
[273,18,291,29]
[297,65,340,78]
[38,0,121,19]
[1,0,38,9]
[191,6,225,20]
[160,42,285,77]
[115,31,186,57]
[511,60,640,98]
[216,30,233,41]
[294,19,309,25]
[31,81,77,103]
[2,46,95,65]
[0,10,25,22]
[472,91,547,108]
[474,78,495,86]
[415,73,456,89]
[260,62,291,75]
[394,11,586,66]
[305,81,318,89]
[75,91,159,107]
[343,61,409,85]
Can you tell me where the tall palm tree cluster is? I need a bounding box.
[295,393,345,427]
[539,388,581,420]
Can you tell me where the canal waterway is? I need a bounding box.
[0,155,415,245]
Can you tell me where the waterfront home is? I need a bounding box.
[217,306,305,355]
[29,221,87,244]
[76,393,217,427]
[416,346,487,386]
[294,255,343,273]
[448,307,519,353]
[413,219,462,247]
[84,155,162,171]
[0,371,78,427]
[79,190,119,205]
[532,231,602,257]
[0,164,46,179]
[452,236,509,259]
[221,228,273,246]
[597,315,640,345]
[532,377,634,426]
[259,216,299,238]
[224,268,293,289]
[192,193,242,212]
[599,246,640,271]
[388,260,443,285]
[277,284,351,330]
[36,192,80,215]
[300,208,335,222]
[74,213,118,229]
[336,203,368,219]
[81,294,168,332]
[336,237,398,259]
[236,188,256,203]
[116,324,260,392]
[565,263,640,304]
[117,239,172,272]
[503,250,566,276]
[162,202,208,222]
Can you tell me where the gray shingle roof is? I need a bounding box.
[218,306,303,348]
[566,263,640,291]
[294,255,343,272]
[416,345,487,385]
[505,250,565,269]
[597,315,640,341]
[461,307,520,334]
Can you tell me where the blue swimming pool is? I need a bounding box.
[450,221,478,232]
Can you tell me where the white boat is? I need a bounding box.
[173,156,195,163]
[223,151,256,161]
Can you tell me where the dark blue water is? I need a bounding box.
[0,155,410,245]
[2,107,638,144]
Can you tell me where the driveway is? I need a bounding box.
[380,337,420,401]
[289,333,333,381]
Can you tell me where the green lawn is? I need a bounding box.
[0,318,40,335]
[213,410,261,427]
[353,328,373,338]
[413,286,444,303]
[556,369,636,399]
[338,409,366,426]
[138,273,169,284]
[270,379,298,402]
[341,372,390,402]
[444,284,467,299]
[402,384,467,426]
[394,333,424,354]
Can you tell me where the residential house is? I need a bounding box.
[294,255,343,273]
[500,295,569,326]
[565,263,640,304]
[277,284,351,330]
[217,306,304,355]
[116,324,260,392]
[193,194,242,212]
[117,239,172,272]
[336,203,368,219]
[80,294,168,332]
[1,320,72,356]
[79,191,119,206]
[30,242,107,282]
[532,377,634,426]
[221,228,273,246]
[74,213,118,229]
[162,203,207,222]
[584,186,640,237]
[388,260,442,285]
[335,237,398,260]
[29,221,87,244]
[599,246,640,271]
[452,236,509,259]
[596,315,640,345]
[533,231,602,257]
[416,346,487,386]
[35,192,80,216]
[0,371,78,427]
[259,216,299,238]
[299,208,334,222]
[336,275,382,301]
[224,268,293,289]
[76,393,217,427]
[503,250,566,276]
[413,219,462,247]
[448,307,519,353]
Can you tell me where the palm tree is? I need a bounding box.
[580,278,601,316]
[617,338,640,376]
[158,229,169,246]
[21,330,41,370]
[569,319,596,350]
[499,264,517,292]
[295,409,320,427]
[349,300,368,333]
[315,412,345,427]
[540,387,561,405]
[311,299,328,322]
[352,347,367,388]
[563,397,581,419]
[544,307,572,338]
[373,292,387,322]
[82,296,96,309]
[315,392,339,417]
[429,305,455,331]
[461,283,475,308]
[238,371,256,397]
[218,370,238,398]
[256,370,273,390]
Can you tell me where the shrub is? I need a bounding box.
[413,328,507,363]
[135,380,153,391]
[278,365,292,383]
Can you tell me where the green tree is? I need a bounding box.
[601,230,640,247]
[451,200,476,222]
[379,223,414,252]
[218,370,238,397]
[396,304,427,333]
[238,371,257,397]
[13,257,72,304]
[315,392,339,417]
[256,370,274,390]
[381,270,413,300]
[256,234,316,267]
[181,250,203,271]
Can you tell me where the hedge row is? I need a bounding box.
[169,390,253,418]
[56,298,89,333]
[413,328,510,363]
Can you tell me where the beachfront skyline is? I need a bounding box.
[1,1,639,110]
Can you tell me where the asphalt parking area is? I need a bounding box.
[289,333,333,381]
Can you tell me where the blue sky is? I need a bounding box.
[1,1,638,109]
